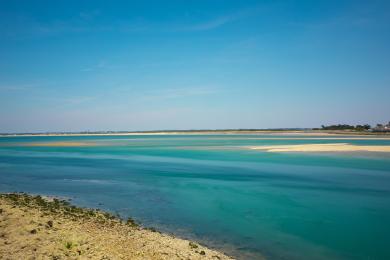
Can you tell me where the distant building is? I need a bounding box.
[373,121,390,132]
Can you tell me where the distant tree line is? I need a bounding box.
[314,124,371,131]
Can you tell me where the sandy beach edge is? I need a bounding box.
[249,143,390,153]
[0,193,235,260]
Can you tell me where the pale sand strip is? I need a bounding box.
[25,142,96,147]
[249,143,390,153]
[0,194,233,260]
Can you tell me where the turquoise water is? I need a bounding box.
[1,135,390,259]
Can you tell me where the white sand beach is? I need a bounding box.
[249,143,390,153]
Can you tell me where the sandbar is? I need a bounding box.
[24,142,96,147]
[249,143,390,153]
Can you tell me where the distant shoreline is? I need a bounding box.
[1,129,390,137]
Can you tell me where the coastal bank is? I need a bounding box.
[0,193,233,260]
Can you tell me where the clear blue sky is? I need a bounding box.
[1,0,389,132]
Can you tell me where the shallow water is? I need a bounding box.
[1,135,390,259]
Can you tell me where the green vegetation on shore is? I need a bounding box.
[314,121,390,133]
[316,124,371,131]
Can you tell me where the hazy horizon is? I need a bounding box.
[1,127,315,134]
[1,0,390,133]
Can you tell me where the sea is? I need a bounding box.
[0,134,389,259]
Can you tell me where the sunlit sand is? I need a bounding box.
[249,143,390,153]
[25,142,96,147]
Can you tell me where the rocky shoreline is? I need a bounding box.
[0,193,233,260]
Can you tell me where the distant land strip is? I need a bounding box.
[1,129,390,137]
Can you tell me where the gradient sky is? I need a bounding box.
[1,0,390,132]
